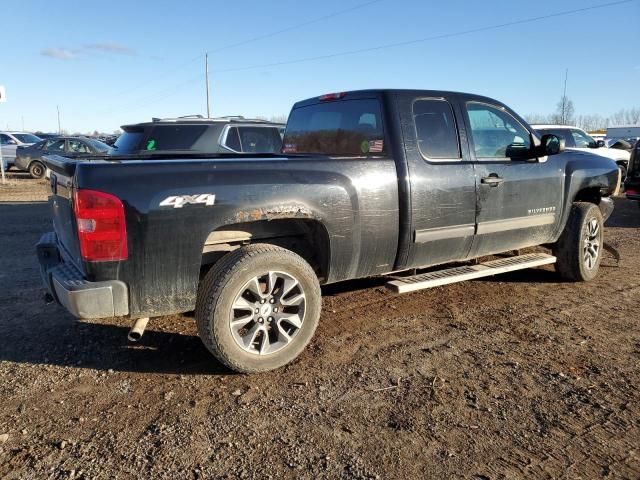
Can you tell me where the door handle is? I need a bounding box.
[481,175,504,187]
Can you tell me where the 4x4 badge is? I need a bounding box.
[160,194,216,208]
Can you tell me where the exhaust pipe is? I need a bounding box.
[128,317,149,342]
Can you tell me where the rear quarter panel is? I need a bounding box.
[74,157,399,317]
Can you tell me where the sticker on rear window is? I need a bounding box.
[369,139,383,153]
[146,139,157,151]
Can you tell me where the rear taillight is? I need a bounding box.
[627,188,638,196]
[73,189,128,262]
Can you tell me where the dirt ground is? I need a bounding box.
[0,172,638,479]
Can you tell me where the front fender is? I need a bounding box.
[554,151,619,237]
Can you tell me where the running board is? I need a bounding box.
[386,253,556,294]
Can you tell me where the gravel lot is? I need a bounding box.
[1,173,638,479]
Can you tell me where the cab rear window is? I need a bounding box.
[283,99,385,156]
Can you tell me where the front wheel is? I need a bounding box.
[618,164,627,183]
[552,202,604,282]
[195,244,321,373]
[29,161,46,179]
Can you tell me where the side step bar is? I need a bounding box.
[386,253,556,294]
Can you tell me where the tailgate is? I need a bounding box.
[44,155,83,270]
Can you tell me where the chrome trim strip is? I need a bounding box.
[415,224,475,243]
[477,213,555,235]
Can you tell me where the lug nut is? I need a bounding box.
[269,298,275,304]
[260,299,266,304]
[268,317,274,323]
[255,308,259,314]
[258,317,264,324]
[273,307,278,313]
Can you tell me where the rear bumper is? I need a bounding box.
[36,232,129,319]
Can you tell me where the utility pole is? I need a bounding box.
[205,53,211,118]
[57,105,62,134]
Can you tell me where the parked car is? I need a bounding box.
[0,131,41,170]
[606,137,638,151]
[532,124,631,180]
[624,136,640,206]
[112,116,284,155]
[15,136,110,178]
[39,89,619,373]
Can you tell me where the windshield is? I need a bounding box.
[283,99,385,156]
[13,133,41,143]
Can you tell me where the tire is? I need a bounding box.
[195,244,321,373]
[618,164,627,183]
[552,202,604,282]
[29,161,46,179]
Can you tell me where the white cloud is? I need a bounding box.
[41,48,78,60]
[85,43,136,55]
[41,43,136,61]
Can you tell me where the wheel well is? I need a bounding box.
[573,187,602,205]
[201,219,330,282]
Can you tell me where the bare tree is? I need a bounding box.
[552,95,575,125]
[269,114,288,124]
[575,114,607,132]
[525,113,552,124]
[624,107,640,124]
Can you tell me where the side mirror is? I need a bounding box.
[540,134,564,156]
[7,139,17,145]
[596,140,605,148]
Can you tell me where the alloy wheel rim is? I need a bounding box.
[583,218,600,270]
[229,271,306,355]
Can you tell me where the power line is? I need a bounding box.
[213,0,637,74]
[207,0,383,54]
[112,0,635,118]
[105,0,384,104]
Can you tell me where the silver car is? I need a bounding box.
[0,131,42,171]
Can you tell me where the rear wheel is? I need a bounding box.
[29,161,45,179]
[553,202,603,282]
[195,244,321,373]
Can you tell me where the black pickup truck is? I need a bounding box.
[38,89,619,372]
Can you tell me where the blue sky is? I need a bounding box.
[1,0,638,133]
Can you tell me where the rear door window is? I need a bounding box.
[413,99,460,160]
[283,99,385,156]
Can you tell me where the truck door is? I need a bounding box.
[461,101,563,258]
[398,94,477,268]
